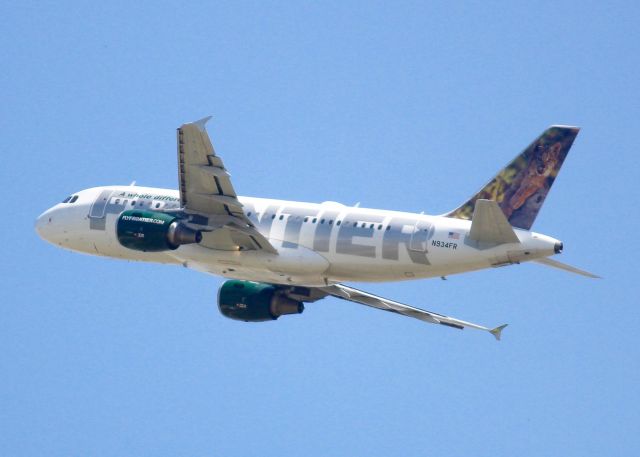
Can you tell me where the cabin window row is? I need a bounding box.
[108,198,180,209]
[245,211,393,231]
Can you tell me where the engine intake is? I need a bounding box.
[117,210,202,252]
[218,280,304,322]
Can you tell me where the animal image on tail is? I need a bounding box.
[446,126,580,230]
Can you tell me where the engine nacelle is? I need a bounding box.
[218,280,304,322]
[116,210,202,252]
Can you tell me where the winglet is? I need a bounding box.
[192,116,212,132]
[490,324,508,341]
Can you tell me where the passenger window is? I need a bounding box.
[115,199,120,204]
[69,196,78,203]
[353,222,358,227]
[361,222,366,228]
[247,211,252,217]
[378,224,382,230]
[320,219,325,224]
[304,217,308,222]
[279,215,284,220]
[312,218,317,223]
[337,220,341,226]
[329,220,333,225]
[155,203,161,208]
[131,201,136,206]
[271,214,275,219]
[386,226,391,231]
[369,223,374,229]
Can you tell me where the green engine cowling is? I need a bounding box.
[218,280,304,322]
[116,210,202,252]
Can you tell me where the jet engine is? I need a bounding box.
[218,280,304,322]
[116,210,202,252]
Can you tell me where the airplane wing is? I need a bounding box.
[177,117,277,253]
[319,283,507,340]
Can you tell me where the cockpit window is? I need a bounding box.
[62,196,72,203]
[69,195,79,203]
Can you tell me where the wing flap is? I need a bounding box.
[192,164,231,179]
[193,192,244,210]
[225,221,278,254]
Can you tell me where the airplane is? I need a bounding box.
[35,118,598,340]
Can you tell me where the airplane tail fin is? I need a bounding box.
[445,126,580,230]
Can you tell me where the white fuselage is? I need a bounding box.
[35,185,560,286]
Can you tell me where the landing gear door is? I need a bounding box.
[89,189,113,219]
[409,219,433,252]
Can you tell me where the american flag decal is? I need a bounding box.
[448,231,460,240]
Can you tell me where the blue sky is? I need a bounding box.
[2,1,639,456]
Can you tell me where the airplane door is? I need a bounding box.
[409,219,433,252]
[89,189,113,218]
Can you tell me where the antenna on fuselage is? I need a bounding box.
[129,180,136,187]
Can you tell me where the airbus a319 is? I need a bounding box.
[35,118,597,340]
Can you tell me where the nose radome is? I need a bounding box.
[35,213,46,239]
[35,209,54,241]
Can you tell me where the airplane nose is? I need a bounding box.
[35,209,54,241]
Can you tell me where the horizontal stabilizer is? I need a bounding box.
[533,257,600,278]
[469,199,520,244]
